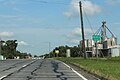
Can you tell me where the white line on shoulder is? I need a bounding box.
[63,62,88,80]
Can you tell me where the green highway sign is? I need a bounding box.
[92,35,100,41]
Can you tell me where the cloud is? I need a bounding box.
[106,0,120,5]
[64,12,73,18]
[70,27,94,37]
[0,14,42,27]
[64,0,102,17]
[0,0,22,12]
[0,32,14,38]
[0,0,5,2]
[66,27,94,44]
[67,39,80,44]
[114,22,120,25]
[71,28,81,37]
[18,41,28,46]
[0,14,17,18]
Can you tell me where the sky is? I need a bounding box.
[0,0,120,56]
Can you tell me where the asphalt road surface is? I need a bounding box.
[0,59,98,80]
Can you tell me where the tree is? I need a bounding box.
[1,40,32,59]
[5,40,18,58]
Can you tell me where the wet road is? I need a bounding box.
[0,59,88,80]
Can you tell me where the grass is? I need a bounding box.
[54,57,120,80]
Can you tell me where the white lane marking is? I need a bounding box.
[63,62,88,80]
[0,75,7,80]
[22,60,34,67]
[22,64,27,67]
[0,60,36,80]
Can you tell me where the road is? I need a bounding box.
[0,59,98,80]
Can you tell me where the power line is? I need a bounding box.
[28,0,70,5]
[94,27,101,35]
[83,9,95,34]
[105,26,115,37]
[82,1,95,35]
[28,0,48,3]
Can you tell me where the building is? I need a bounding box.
[80,21,120,57]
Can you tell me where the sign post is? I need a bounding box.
[55,50,59,57]
[92,35,101,58]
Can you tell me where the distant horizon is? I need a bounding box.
[0,0,120,55]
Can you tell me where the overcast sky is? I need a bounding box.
[0,0,120,56]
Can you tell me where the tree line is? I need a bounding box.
[44,45,83,58]
[1,40,32,59]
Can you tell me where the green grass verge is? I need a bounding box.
[54,57,120,80]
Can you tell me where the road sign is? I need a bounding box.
[92,35,100,41]
[55,50,59,54]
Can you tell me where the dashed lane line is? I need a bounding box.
[0,60,37,80]
[0,75,7,80]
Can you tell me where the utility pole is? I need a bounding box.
[79,1,87,59]
[0,38,1,56]
[49,42,51,53]
[101,21,107,43]
[48,42,51,58]
[95,41,98,58]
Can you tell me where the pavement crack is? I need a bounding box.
[26,76,32,80]
[51,60,67,80]
[31,60,45,76]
